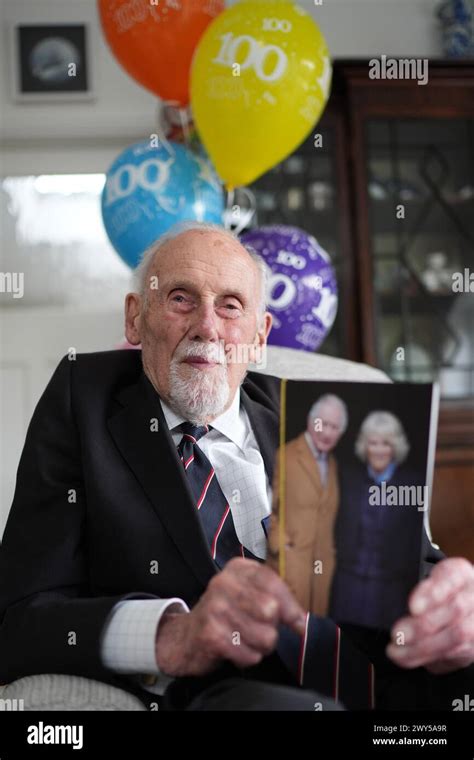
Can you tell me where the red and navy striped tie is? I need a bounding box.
[177,421,374,708]
[177,422,256,567]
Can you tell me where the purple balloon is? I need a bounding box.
[241,225,338,352]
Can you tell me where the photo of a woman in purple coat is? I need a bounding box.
[329,411,426,630]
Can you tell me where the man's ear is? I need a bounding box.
[249,311,272,364]
[124,293,143,346]
[260,311,273,342]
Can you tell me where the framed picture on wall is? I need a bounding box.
[10,23,95,102]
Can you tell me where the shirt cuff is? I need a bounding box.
[101,598,189,680]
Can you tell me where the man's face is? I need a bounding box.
[125,230,272,423]
[308,401,345,454]
[366,435,394,473]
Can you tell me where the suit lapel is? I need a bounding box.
[107,371,217,589]
[296,434,323,495]
[241,387,279,482]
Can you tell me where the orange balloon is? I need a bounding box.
[98,0,224,106]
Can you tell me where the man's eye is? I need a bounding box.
[172,295,186,303]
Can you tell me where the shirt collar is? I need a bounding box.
[368,460,397,484]
[160,389,247,451]
[304,431,328,462]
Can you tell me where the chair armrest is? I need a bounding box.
[0,674,146,711]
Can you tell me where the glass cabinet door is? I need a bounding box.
[366,118,474,400]
[246,121,355,360]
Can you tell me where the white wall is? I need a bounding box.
[0,309,127,535]
[310,0,442,58]
[0,0,158,142]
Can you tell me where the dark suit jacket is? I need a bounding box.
[0,350,280,704]
[0,350,471,709]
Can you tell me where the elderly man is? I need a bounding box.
[268,395,348,616]
[0,221,473,711]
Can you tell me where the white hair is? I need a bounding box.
[355,411,410,464]
[168,341,230,424]
[307,394,348,434]
[133,221,268,322]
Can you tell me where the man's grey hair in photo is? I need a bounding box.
[307,394,349,434]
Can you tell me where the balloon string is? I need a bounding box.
[156,100,175,159]
[233,187,256,236]
[178,107,192,145]
[158,123,175,159]
[224,187,235,230]
[159,133,175,159]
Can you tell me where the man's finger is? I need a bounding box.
[409,558,474,615]
[220,637,267,668]
[224,608,279,654]
[233,587,281,626]
[392,587,474,642]
[223,557,306,634]
[215,572,281,625]
[251,565,306,634]
[387,611,474,669]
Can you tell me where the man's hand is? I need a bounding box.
[155,557,306,678]
[387,557,474,673]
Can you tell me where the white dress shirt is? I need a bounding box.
[101,387,272,694]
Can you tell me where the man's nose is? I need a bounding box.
[188,302,219,342]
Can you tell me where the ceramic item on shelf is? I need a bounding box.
[287,187,305,211]
[436,0,474,58]
[308,181,333,211]
[421,251,457,293]
[285,156,305,175]
[368,177,423,201]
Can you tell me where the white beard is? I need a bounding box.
[168,344,231,424]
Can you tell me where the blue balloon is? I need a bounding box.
[101,139,224,268]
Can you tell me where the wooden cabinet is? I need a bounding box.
[249,59,474,560]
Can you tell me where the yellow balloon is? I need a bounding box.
[191,0,332,189]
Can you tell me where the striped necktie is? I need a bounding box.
[177,421,374,708]
[177,422,257,567]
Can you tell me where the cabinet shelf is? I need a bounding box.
[378,292,459,315]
